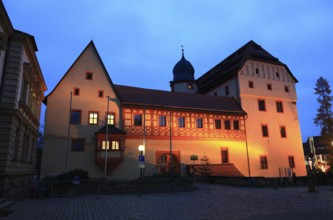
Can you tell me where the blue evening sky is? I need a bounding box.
[3,0,333,142]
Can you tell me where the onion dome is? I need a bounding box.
[172,48,195,82]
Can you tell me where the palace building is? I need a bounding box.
[41,40,306,179]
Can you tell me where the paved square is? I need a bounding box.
[4,184,333,220]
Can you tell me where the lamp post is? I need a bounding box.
[104,96,110,178]
[138,144,145,194]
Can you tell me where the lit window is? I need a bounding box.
[215,120,221,129]
[260,156,268,169]
[159,115,166,127]
[98,90,104,98]
[221,148,229,163]
[102,141,109,150]
[249,81,254,88]
[280,126,287,138]
[233,120,239,130]
[288,156,295,168]
[71,110,81,124]
[178,117,185,128]
[261,125,269,137]
[89,112,98,125]
[258,99,266,111]
[74,88,80,96]
[107,113,115,125]
[187,83,193,90]
[224,120,231,130]
[196,118,203,128]
[276,101,284,113]
[72,139,85,152]
[86,72,93,80]
[112,141,119,150]
[134,114,142,126]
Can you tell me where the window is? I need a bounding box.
[86,72,93,80]
[260,156,268,169]
[276,101,284,113]
[89,112,98,125]
[276,72,280,78]
[98,90,104,98]
[102,141,109,150]
[112,141,119,150]
[258,99,266,111]
[72,139,85,152]
[261,125,269,137]
[288,156,295,168]
[280,126,287,138]
[178,117,185,128]
[71,110,81,124]
[107,113,115,125]
[196,118,203,128]
[102,141,119,150]
[224,120,231,130]
[134,114,142,126]
[225,86,229,96]
[267,84,272,90]
[221,148,229,163]
[284,86,289,93]
[159,115,166,127]
[74,88,80,96]
[249,81,254,88]
[233,120,239,130]
[255,68,259,74]
[187,83,193,90]
[215,120,221,129]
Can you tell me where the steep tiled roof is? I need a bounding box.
[196,40,298,93]
[115,85,246,115]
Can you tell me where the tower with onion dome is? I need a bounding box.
[170,47,197,93]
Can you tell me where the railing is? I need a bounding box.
[47,178,194,197]
[124,126,246,139]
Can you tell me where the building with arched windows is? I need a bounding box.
[41,40,306,179]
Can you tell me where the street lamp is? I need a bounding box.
[138,144,145,194]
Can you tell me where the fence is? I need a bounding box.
[45,178,193,197]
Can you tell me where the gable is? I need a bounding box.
[43,41,118,105]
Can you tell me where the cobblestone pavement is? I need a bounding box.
[3,184,333,220]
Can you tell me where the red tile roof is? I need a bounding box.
[115,84,246,115]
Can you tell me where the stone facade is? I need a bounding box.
[0,2,46,196]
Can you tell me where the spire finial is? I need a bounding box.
[181,45,184,57]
